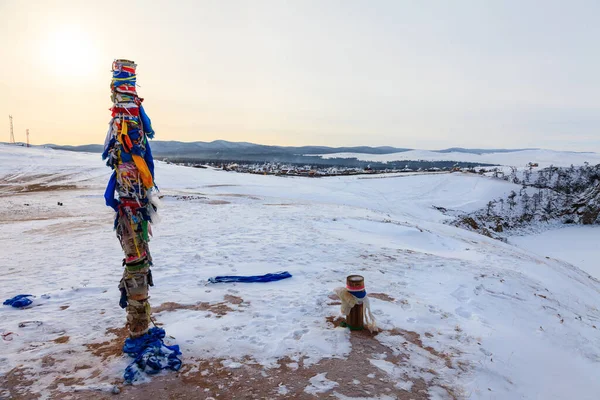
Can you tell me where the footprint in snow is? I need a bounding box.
[480,347,492,356]
[451,285,471,303]
[293,329,309,340]
[473,284,484,296]
[455,307,473,319]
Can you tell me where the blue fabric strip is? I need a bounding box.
[139,104,155,138]
[349,290,367,299]
[145,140,155,179]
[209,271,292,284]
[104,172,119,211]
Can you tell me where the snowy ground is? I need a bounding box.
[510,226,600,280]
[1,144,599,399]
[314,149,600,168]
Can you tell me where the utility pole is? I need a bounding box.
[26,129,30,147]
[9,115,15,144]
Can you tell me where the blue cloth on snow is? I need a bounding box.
[123,327,182,383]
[4,294,33,308]
[208,271,292,284]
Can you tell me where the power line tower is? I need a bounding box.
[9,115,15,144]
[26,129,30,147]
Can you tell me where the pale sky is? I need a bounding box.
[1,0,599,151]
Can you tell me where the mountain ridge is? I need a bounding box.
[39,140,546,156]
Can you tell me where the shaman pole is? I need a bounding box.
[102,60,158,338]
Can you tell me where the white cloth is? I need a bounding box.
[333,287,378,332]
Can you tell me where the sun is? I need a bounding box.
[41,25,97,78]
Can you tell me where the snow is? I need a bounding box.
[277,384,289,395]
[1,144,600,399]
[314,149,600,168]
[510,225,600,280]
[304,372,339,395]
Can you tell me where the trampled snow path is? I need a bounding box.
[1,145,599,399]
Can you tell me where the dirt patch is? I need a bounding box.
[152,301,232,316]
[369,292,396,302]
[218,193,261,200]
[41,355,56,368]
[153,295,246,317]
[172,195,208,201]
[48,376,87,391]
[54,336,70,344]
[206,200,230,205]
[36,314,463,400]
[60,305,70,310]
[0,183,78,197]
[223,294,244,305]
[83,318,444,400]
[204,184,240,188]
[24,218,104,235]
[169,195,231,205]
[85,327,129,362]
[389,328,454,369]
[0,367,38,400]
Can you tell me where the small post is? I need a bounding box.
[346,275,365,330]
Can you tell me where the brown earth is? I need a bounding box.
[35,316,461,400]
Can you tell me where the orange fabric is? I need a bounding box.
[132,154,154,189]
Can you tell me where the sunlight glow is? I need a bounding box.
[41,25,97,78]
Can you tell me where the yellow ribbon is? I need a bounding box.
[119,121,154,189]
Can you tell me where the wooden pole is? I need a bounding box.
[346,275,364,330]
[107,59,155,338]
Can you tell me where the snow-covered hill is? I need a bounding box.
[315,149,600,168]
[1,144,599,399]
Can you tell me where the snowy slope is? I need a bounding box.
[510,226,600,280]
[1,144,599,399]
[315,149,600,168]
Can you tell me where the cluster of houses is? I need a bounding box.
[163,158,507,177]
[213,162,451,177]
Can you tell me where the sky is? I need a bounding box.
[0,0,599,151]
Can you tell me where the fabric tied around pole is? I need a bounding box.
[333,287,378,332]
[104,172,119,211]
[208,271,292,284]
[3,294,33,308]
[123,327,182,383]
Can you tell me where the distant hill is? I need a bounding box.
[41,140,570,167]
[44,140,416,164]
[45,140,542,158]
[435,147,538,154]
[46,140,412,157]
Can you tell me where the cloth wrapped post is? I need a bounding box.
[333,274,378,333]
[103,59,157,338]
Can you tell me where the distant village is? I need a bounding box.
[165,159,501,177]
